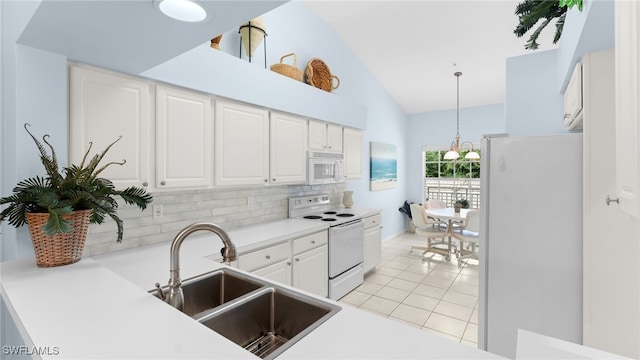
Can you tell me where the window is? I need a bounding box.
[424,149,480,208]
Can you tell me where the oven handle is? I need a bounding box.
[331,218,363,229]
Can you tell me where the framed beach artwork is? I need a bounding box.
[370,142,397,191]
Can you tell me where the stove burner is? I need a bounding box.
[322,218,337,221]
[323,211,337,215]
[303,215,323,220]
[336,213,355,217]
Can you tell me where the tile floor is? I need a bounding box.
[339,232,479,347]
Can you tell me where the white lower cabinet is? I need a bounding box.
[252,259,292,286]
[292,231,328,297]
[363,214,382,273]
[237,230,329,297]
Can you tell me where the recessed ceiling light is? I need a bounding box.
[156,0,208,23]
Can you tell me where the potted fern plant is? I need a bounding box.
[454,199,470,213]
[0,124,153,267]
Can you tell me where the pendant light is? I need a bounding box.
[444,71,480,161]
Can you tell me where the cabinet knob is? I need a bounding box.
[295,258,300,262]
[287,262,291,266]
[265,255,271,259]
[160,181,166,186]
[264,179,268,183]
[142,182,148,187]
[272,178,276,182]
[311,240,316,244]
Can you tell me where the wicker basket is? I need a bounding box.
[305,58,340,92]
[270,53,303,82]
[26,209,91,267]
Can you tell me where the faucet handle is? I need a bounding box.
[154,283,166,301]
[221,245,237,263]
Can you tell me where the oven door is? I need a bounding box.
[328,219,364,278]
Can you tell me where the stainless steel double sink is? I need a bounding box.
[151,268,341,359]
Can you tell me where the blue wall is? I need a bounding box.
[557,0,615,92]
[505,49,568,136]
[143,1,410,240]
[0,0,615,258]
[406,104,506,203]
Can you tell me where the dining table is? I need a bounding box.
[423,207,472,258]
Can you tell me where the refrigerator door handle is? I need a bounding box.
[605,195,620,206]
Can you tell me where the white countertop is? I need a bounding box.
[1,215,504,359]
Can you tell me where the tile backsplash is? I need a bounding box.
[85,183,346,256]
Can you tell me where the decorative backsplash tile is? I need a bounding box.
[86,183,345,256]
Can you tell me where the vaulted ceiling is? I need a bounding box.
[301,0,557,114]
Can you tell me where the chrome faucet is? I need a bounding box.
[157,222,237,311]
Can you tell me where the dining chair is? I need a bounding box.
[409,203,451,260]
[451,209,480,267]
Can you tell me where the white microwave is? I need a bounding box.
[307,151,345,185]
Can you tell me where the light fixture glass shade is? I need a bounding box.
[444,150,460,160]
[158,0,207,22]
[464,151,480,160]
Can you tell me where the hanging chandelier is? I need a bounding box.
[444,72,480,161]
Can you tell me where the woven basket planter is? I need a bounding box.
[26,209,91,267]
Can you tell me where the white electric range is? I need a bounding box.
[289,194,365,300]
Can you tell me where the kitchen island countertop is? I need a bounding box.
[1,216,503,359]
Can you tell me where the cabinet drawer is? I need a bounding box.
[292,230,328,254]
[238,242,291,272]
[364,214,381,229]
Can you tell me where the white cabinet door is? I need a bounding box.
[363,214,382,273]
[69,65,151,190]
[292,245,328,297]
[326,123,343,153]
[563,63,583,130]
[214,100,269,186]
[615,0,640,218]
[308,120,343,152]
[308,120,328,151]
[343,127,363,179]
[156,85,212,190]
[270,112,308,184]
[253,259,292,286]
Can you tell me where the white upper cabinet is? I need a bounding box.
[563,63,583,130]
[270,112,308,184]
[309,120,343,153]
[214,100,270,186]
[615,0,640,218]
[69,65,151,190]
[343,127,363,179]
[156,85,212,190]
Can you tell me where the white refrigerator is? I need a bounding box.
[478,133,583,359]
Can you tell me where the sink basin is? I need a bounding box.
[196,287,340,359]
[152,269,262,316]
[153,268,340,359]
